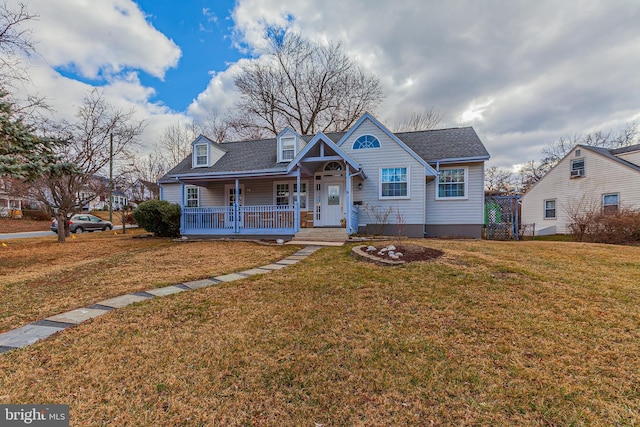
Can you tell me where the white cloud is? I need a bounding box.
[211,0,640,169]
[23,0,181,79]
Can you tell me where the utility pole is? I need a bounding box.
[109,133,113,223]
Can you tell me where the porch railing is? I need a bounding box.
[182,204,297,234]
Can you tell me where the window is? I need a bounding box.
[602,193,619,213]
[275,183,290,206]
[380,167,409,198]
[324,161,343,171]
[274,181,308,209]
[437,168,467,199]
[194,144,208,167]
[570,159,585,177]
[280,136,295,162]
[353,134,380,149]
[294,182,307,209]
[186,186,199,208]
[544,199,556,219]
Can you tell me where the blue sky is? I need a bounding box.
[8,0,640,169]
[134,0,240,111]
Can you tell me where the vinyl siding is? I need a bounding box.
[161,179,314,209]
[616,150,640,166]
[160,183,181,205]
[342,118,426,225]
[425,162,485,224]
[522,147,640,234]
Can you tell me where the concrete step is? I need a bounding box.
[292,227,347,242]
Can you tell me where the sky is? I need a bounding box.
[8,0,640,170]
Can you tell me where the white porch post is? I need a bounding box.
[179,181,185,233]
[295,167,301,232]
[234,178,240,233]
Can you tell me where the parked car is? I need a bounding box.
[50,214,113,233]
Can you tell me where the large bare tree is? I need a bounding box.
[25,89,145,242]
[393,108,443,132]
[230,31,383,138]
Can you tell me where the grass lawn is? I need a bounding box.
[0,230,297,333]
[0,217,51,233]
[1,238,639,425]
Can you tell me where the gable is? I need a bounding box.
[338,113,437,176]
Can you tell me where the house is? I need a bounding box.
[78,176,128,211]
[521,143,640,235]
[0,178,23,218]
[158,113,490,239]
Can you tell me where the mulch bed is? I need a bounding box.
[376,244,444,262]
[353,243,444,264]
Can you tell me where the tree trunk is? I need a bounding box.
[56,211,66,243]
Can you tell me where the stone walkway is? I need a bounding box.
[0,245,322,355]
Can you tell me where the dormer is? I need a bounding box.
[277,128,304,163]
[191,135,226,168]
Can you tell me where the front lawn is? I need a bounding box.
[1,239,639,425]
[0,230,296,333]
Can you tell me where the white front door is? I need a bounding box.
[322,182,343,226]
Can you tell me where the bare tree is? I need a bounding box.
[230,31,383,138]
[485,166,518,195]
[393,108,443,132]
[0,1,36,85]
[156,122,197,168]
[24,89,145,242]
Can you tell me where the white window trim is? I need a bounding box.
[602,193,619,211]
[435,166,468,200]
[378,166,411,200]
[543,199,556,220]
[186,186,200,208]
[193,143,209,168]
[278,135,297,163]
[352,134,381,150]
[273,180,308,210]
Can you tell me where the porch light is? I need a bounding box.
[358,183,363,190]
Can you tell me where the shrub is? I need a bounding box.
[133,200,181,237]
[22,209,51,221]
[583,208,640,245]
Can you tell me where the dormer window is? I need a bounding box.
[194,143,208,167]
[281,137,295,161]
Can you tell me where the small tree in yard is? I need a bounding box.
[133,200,181,237]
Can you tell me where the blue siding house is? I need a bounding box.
[158,113,490,239]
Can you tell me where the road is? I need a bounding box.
[0,225,134,240]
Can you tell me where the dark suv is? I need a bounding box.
[50,214,113,233]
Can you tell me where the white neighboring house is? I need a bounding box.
[158,112,490,239]
[0,178,23,218]
[522,144,640,235]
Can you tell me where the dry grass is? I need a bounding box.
[0,217,51,233]
[0,230,296,333]
[1,239,639,425]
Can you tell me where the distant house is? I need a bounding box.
[78,176,128,211]
[0,178,23,218]
[521,144,640,235]
[158,113,490,240]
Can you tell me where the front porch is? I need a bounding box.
[181,203,359,237]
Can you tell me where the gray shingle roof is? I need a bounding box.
[582,144,640,172]
[396,127,490,163]
[158,126,489,182]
